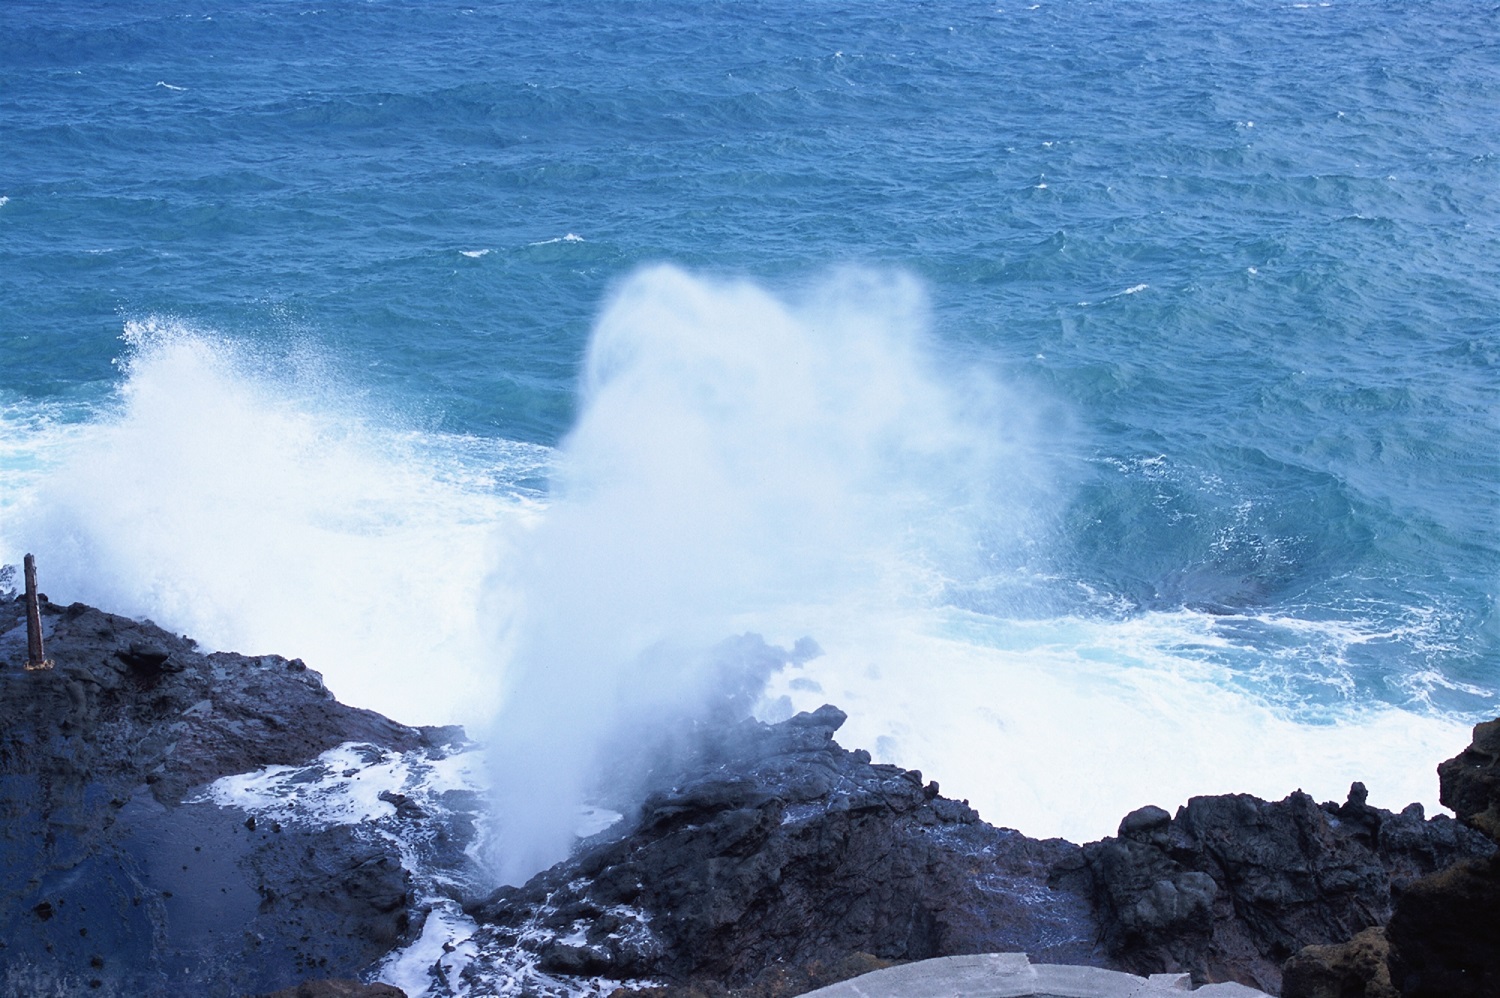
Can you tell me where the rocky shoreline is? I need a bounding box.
[0,595,1494,997]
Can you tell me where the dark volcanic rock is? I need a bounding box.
[1383,718,1500,998]
[1437,717,1500,840]
[1281,926,1397,998]
[461,704,1103,995]
[1051,781,1494,993]
[1385,854,1500,998]
[258,979,409,998]
[0,597,430,996]
[9,592,1494,998]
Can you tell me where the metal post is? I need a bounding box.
[23,553,51,671]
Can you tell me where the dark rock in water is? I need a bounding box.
[461,703,1104,995]
[1050,782,1494,994]
[0,596,438,996]
[1381,719,1500,998]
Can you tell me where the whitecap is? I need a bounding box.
[460,249,491,258]
[155,81,187,91]
[529,233,585,246]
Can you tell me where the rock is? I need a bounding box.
[1385,854,1500,998]
[615,952,895,998]
[1118,805,1173,838]
[7,594,1495,998]
[1051,783,1494,993]
[461,705,1104,995]
[1381,718,1500,998]
[257,981,409,998]
[1437,718,1500,841]
[0,596,435,995]
[1282,926,1397,998]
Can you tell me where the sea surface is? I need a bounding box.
[2,0,1497,848]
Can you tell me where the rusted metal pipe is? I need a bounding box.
[23,553,52,671]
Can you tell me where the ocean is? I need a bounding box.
[2,0,1496,856]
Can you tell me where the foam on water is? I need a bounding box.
[760,607,1470,843]
[379,901,487,998]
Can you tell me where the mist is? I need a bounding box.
[0,320,539,724]
[482,264,1049,884]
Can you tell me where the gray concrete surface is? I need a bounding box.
[801,953,1273,998]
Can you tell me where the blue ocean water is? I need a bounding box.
[1,0,1496,842]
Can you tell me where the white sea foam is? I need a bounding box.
[460,249,491,258]
[378,900,484,997]
[194,741,486,830]
[761,607,1470,843]
[155,81,187,91]
[0,320,548,725]
[529,233,584,246]
[0,196,10,208]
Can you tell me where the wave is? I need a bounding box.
[0,277,1475,888]
[765,606,1469,845]
[0,319,547,725]
[473,265,1472,882]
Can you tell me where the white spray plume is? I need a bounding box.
[2,319,542,724]
[483,265,1050,884]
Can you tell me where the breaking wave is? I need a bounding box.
[0,269,1475,886]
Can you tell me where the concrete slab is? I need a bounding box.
[799,953,1273,998]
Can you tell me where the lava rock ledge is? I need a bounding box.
[3,595,1495,998]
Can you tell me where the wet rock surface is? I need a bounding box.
[1050,781,1493,994]
[1436,718,1500,840]
[460,704,1104,996]
[257,979,410,998]
[1382,719,1500,998]
[0,596,448,996]
[4,595,1496,998]
[1281,926,1397,998]
[1281,719,1500,998]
